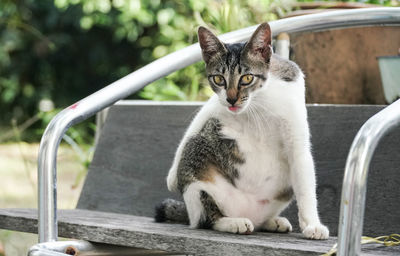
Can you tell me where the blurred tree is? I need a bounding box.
[0,0,138,129]
[5,0,395,141]
[0,0,290,141]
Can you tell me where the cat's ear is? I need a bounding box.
[242,22,272,63]
[198,26,227,64]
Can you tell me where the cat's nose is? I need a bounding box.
[226,97,237,105]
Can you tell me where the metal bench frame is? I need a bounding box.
[34,8,400,256]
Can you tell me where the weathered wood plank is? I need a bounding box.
[0,208,398,256]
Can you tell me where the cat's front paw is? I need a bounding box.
[213,217,254,235]
[262,217,292,233]
[302,224,329,240]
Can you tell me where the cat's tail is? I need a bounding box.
[155,198,189,224]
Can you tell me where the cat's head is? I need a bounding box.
[198,23,272,114]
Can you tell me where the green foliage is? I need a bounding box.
[3,0,395,142]
[0,0,290,142]
[0,0,136,141]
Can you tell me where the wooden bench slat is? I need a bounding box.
[0,208,398,256]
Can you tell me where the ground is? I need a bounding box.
[0,143,86,255]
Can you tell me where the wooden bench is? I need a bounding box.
[0,101,399,255]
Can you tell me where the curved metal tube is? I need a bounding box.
[337,99,400,256]
[38,7,400,243]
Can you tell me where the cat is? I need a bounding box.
[155,22,329,240]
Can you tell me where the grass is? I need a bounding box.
[0,142,87,255]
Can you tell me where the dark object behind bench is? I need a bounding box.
[77,101,400,237]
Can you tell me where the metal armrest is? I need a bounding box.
[338,98,400,256]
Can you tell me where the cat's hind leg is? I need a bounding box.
[200,191,254,234]
[183,183,254,234]
[261,216,292,233]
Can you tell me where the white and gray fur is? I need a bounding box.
[156,23,329,239]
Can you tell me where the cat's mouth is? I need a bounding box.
[228,106,240,112]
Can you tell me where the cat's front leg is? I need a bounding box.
[167,96,220,192]
[284,113,329,240]
[293,155,329,239]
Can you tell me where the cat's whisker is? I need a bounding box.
[251,103,267,138]
[247,104,259,134]
[247,101,269,135]
[245,105,252,131]
[252,107,262,136]
[252,100,276,121]
[257,108,270,137]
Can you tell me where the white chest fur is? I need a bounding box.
[207,108,293,227]
[220,112,291,193]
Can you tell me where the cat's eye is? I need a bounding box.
[241,74,254,85]
[213,75,225,86]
